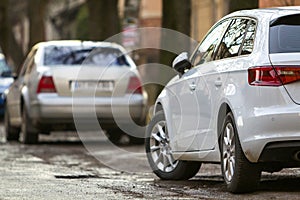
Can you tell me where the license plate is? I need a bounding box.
[70,81,114,92]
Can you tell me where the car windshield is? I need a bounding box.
[44,46,130,67]
[270,14,300,53]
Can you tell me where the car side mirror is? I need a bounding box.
[172,52,191,75]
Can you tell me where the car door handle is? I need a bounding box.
[189,83,196,91]
[214,80,222,87]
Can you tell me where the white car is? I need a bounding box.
[146,7,300,193]
[5,41,147,144]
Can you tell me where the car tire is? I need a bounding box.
[128,135,145,145]
[220,112,261,193]
[4,104,20,141]
[145,111,201,180]
[106,128,145,145]
[106,129,123,145]
[21,106,39,144]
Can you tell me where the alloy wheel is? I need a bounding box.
[222,122,236,182]
[149,120,178,172]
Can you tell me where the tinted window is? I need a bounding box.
[44,46,129,67]
[270,14,300,53]
[215,19,249,60]
[191,20,230,66]
[84,48,129,66]
[241,20,256,55]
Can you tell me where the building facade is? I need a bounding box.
[260,0,300,7]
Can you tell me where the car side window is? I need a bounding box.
[241,20,256,55]
[191,19,231,66]
[215,18,249,60]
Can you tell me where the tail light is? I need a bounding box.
[126,76,143,94]
[248,65,300,86]
[37,76,57,93]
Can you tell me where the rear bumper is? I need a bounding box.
[258,141,300,164]
[235,104,300,163]
[29,93,147,129]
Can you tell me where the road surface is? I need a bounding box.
[0,124,300,199]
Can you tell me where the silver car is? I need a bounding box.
[5,41,147,144]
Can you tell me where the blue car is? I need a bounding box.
[0,54,14,115]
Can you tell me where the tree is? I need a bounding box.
[0,0,9,61]
[0,0,49,71]
[28,0,49,49]
[76,5,89,40]
[160,0,192,67]
[145,0,192,105]
[229,0,259,13]
[0,0,24,70]
[86,0,120,41]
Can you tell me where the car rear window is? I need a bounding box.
[44,46,130,67]
[270,14,300,53]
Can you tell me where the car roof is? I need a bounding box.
[224,6,300,21]
[33,40,125,51]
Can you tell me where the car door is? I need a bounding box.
[7,49,36,125]
[192,18,254,151]
[168,19,231,152]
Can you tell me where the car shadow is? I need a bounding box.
[37,140,101,146]
[153,173,300,194]
[259,175,300,192]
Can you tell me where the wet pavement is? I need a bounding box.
[1,124,300,199]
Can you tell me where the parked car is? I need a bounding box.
[146,7,300,193]
[5,41,147,144]
[0,54,14,115]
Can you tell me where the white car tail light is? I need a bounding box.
[37,76,57,93]
[126,76,142,94]
[248,65,300,86]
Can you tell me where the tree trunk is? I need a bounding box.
[0,0,24,71]
[147,0,191,104]
[87,0,120,41]
[28,0,48,49]
[160,0,191,67]
[229,0,259,13]
[0,0,9,59]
